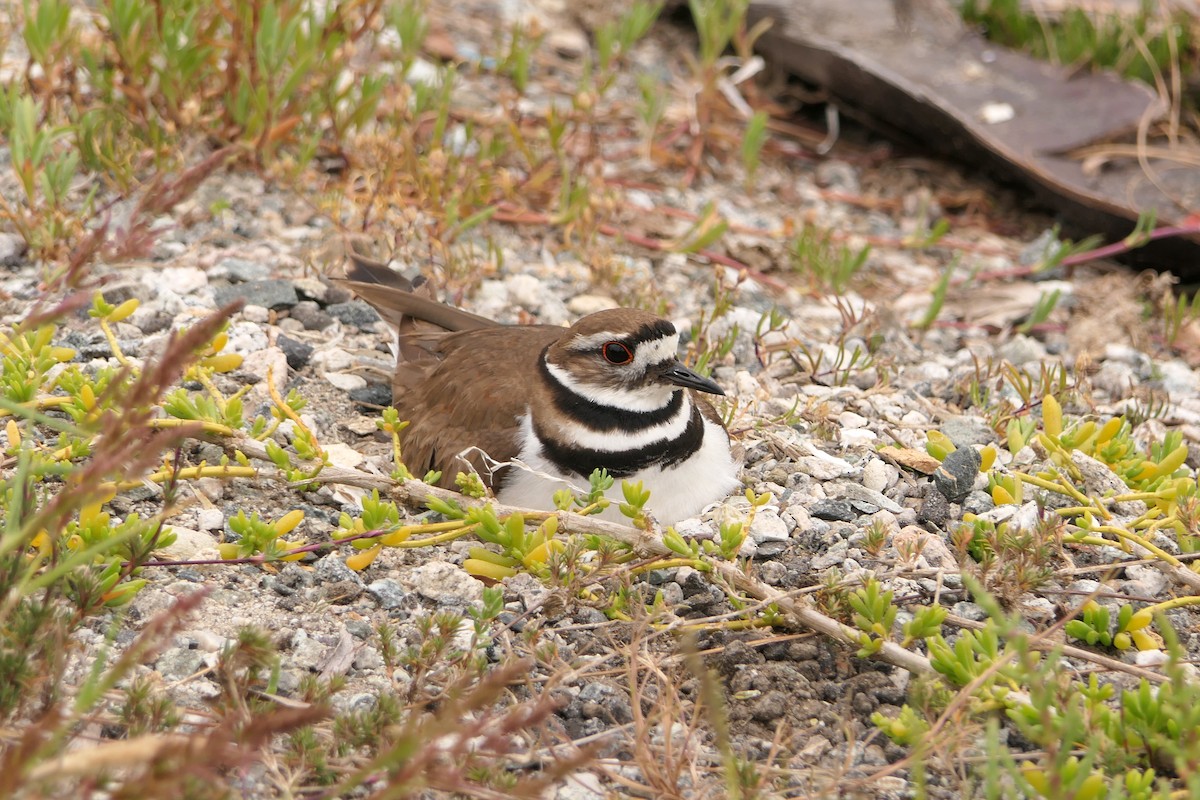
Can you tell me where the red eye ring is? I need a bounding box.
[602,341,633,365]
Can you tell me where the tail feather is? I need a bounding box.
[340,253,498,333]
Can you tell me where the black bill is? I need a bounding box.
[662,362,725,395]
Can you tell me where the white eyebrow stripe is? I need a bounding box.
[565,331,681,371]
[565,331,625,352]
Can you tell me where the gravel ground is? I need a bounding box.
[6,1,1200,797]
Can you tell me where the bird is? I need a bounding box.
[334,254,741,524]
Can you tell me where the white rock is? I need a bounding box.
[861,459,896,493]
[158,525,219,560]
[195,508,225,531]
[407,560,484,606]
[906,362,950,382]
[0,232,26,263]
[894,525,955,568]
[1134,649,1169,668]
[1159,360,1199,397]
[193,630,228,652]
[1123,563,1167,596]
[840,428,877,447]
[146,266,207,296]
[406,58,439,87]
[242,304,270,323]
[242,346,289,402]
[506,274,545,311]
[311,347,355,373]
[225,321,270,353]
[794,443,856,480]
[979,101,1015,124]
[748,507,789,544]
[324,372,367,392]
[325,442,365,469]
[547,27,587,59]
[839,411,868,428]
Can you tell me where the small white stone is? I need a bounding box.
[1134,649,1169,667]
[242,304,270,323]
[325,442,365,469]
[547,27,587,59]
[861,459,895,493]
[158,525,219,560]
[195,508,225,531]
[979,102,1015,124]
[407,560,484,606]
[225,321,270,354]
[311,347,355,372]
[146,266,207,296]
[343,416,381,435]
[840,428,877,447]
[894,525,955,568]
[277,318,305,333]
[1123,563,1167,596]
[748,508,789,544]
[193,630,227,652]
[324,372,367,392]
[196,478,225,502]
[506,274,545,311]
[406,58,439,87]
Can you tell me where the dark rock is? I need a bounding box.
[265,575,296,596]
[323,579,364,604]
[213,279,299,310]
[278,334,314,370]
[326,300,380,328]
[751,690,789,722]
[135,310,174,334]
[289,301,335,331]
[934,446,981,501]
[350,383,393,407]
[277,563,314,587]
[62,329,112,360]
[314,553,363,585]
[218,257,272,282]
[810,500,856,522]
[917,490,950,527]
[344,619,373,639]
[366,579,407,610]
[851,692,878,715]
[322,285,354,305]
[939,417,995,448]
[577,682,633,724]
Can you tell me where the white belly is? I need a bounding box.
[496,414,741,525]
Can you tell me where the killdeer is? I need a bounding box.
[336,255,741,524]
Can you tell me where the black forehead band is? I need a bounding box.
[623,319,676,347]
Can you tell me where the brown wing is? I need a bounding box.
[398,326,562,489]
[332,252,564,489]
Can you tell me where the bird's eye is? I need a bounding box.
[602,341,633,365]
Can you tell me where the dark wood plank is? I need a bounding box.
[748,0,1199,269]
